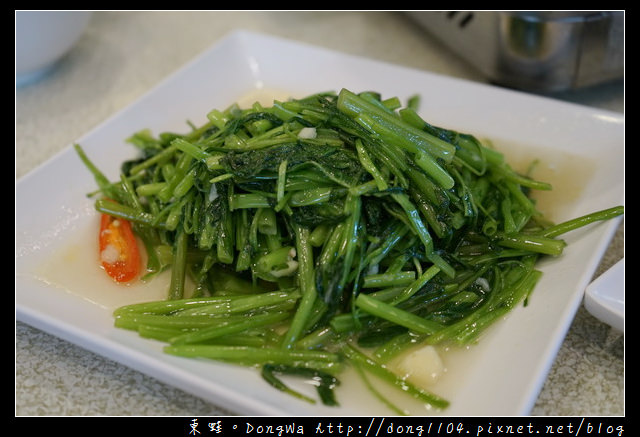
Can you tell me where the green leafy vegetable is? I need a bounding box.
[76,88,624,413]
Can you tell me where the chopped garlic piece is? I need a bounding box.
[208,183,219,202]
[474,277,490,291]
[298,127,317,139]
[270,260,299,278]
[396,345,445,386]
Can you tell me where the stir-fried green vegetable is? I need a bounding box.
[76,88,623,413]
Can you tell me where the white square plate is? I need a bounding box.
[16,30,624,416]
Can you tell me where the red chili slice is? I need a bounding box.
[99,213,142,283]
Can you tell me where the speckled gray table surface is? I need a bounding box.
[16,11,624,417]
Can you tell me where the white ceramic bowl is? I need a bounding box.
[16,11,92,86]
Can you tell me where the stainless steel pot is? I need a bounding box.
[406,11,624,92]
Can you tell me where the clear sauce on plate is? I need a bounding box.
[489,137,595,223]
[33,215,172,310]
